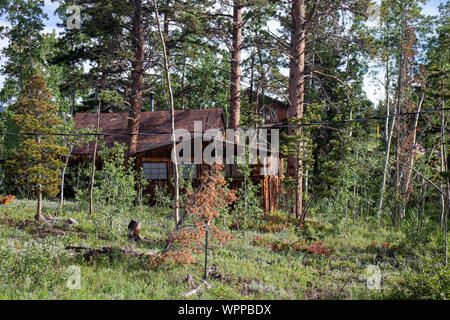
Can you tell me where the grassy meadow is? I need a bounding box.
[0,199,448,300]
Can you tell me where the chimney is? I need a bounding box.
[149,91,155,112]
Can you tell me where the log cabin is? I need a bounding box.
[245,90,289,125]
[71,108,282,213]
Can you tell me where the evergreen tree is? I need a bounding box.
[4,75,68,221]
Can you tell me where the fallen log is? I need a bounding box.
[182,281,211,297]
[182,274,211,297]
[0,217,87,238]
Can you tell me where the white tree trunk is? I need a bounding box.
[377,104,397,222]
[154,0,179,224]
[60,148,72,210]
[89,99,101,215]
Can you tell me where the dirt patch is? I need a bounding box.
[303,280,351,300]
[0,217,87,238]
[206,264,256,295]
[65,245,154,263]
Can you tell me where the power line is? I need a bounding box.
[272,108,450,129]
[0,108,448,137]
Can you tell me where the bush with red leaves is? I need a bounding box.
[305,241,330,256]
[0,195,15,205]
[149,164,237,267]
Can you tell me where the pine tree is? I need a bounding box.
[5,75,68,221]
[274,0,371,218]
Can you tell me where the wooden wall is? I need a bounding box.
[71,143,282,213]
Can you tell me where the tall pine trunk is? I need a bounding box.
[229,1,242,129]
[288,0,306,219]
[28,35,33,77]
[35,135,43,221]
[127,0,145,156]
[60,152,71,210]
[36,187,43,221]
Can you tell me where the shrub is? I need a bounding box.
[233,148,264,229]
[149,164,237,266]
[0,195,15,205]
[379,256,449,300]
[305,242,330,256]
[153,184,172,209]
[0,238,68,297]
[75,141,137,230]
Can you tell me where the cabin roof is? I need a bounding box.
[244,89,288,109]
[73,108,226,155]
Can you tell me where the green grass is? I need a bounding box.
[0,199,448,300]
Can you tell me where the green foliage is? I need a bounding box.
[0,198,447,300]
[135,169,149,210]
[233,148,264,229]
[75,141,136,230]
[152,39,231,112]
[153,184,172,209]
[0,0,448,300]
[98,90,125,109]
[377,256,449,300]
[0,237,68,298]
[151,163,197,210]
[399,214,434,249]
[240,94,263,128]
[176,163,195,202]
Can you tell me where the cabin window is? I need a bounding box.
[225,164,244,178]
[142,162,168,180]
[179,163,197,179]
[259,107,277,124]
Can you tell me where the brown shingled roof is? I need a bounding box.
[73,108,225,155]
